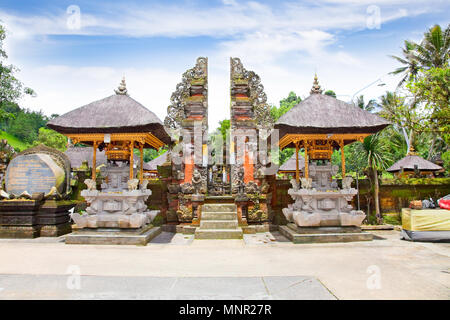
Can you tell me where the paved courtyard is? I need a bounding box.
[0,230,448,299]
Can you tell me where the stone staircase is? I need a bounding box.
[195,204,243,239]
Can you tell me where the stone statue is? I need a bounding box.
[300,177,312,190]
[290,179,299,191]
[191,169,203,195]
[236,167,245,195]
[127,179,139,191]
[140,179,149,190]
[84,179,97,191]
[245,181,259,194]
[180,182,194,194]
[342,176,353,190]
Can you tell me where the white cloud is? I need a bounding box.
[1,0,445,130]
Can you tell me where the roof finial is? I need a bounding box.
[115,77,128,95]
[407,144,418,156]
[310,73,323,95]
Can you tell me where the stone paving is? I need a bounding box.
[0,230,448,300]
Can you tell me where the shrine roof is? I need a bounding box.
[278,153,306,172]
[64,147,107,169]
[275,93,390,136]
[143,152,168,171]
[387,154,443,172]
[47,93,171,145]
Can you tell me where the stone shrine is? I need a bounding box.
[0,145,75,238]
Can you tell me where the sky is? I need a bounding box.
[0,0,449,130]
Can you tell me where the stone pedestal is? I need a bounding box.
[65,225,162,245]
[0,200,42,238]
[0,199,75,238]
[191,194,204,226]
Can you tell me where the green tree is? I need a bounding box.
[355,95,377,112]
[390,24,449,87]
[32,127,67,152]
[324,90,336,98]
[354,132,391,224]
[406,67,450,149]
[270,91,301,122]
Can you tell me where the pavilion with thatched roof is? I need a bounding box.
[143,152,168,178]
[48,78,171,183]
[387,147,443,177]
[275,75,390,182]
[278,153,305,177]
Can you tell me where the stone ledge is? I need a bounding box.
[279,225,373,244]
[65,226,161,245]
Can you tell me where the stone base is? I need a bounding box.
[279,225,373,244]
[242,223,270,234]
[40,222,72,237]
[0,225,41,238]
[195,228,243,239]
[287,223,362,234]
[65,225,161,245]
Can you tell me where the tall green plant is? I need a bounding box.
[354,132,392,224]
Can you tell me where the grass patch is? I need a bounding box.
[383,213,402,225]
[0,131,29,151]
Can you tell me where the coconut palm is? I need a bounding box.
[390,40,420,87]
[390,24,449,87]
[355,95,377,112]
[354,132,391,224]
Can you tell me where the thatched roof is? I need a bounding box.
[64,147,107,169]
[387,154,443,172]
[143,152,168,171]
[279,153,305,172]
[47,89,171,145]
[275,93,390,138]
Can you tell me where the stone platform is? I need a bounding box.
[0,199,75,238]
[279,223,373,244]
[65,225,161,245]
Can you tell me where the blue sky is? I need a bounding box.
[1,0,449,129]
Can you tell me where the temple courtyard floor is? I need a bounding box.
[0,230,448,300]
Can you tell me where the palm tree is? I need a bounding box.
[414,24,449,69]
[355,95,377,112]
[390,24,449,87]
[355,132,391,224]
[390,40,420,87]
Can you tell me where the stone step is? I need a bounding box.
[195,228,243,239]
[201,212,237,220]
[202,204,237,213]
[200,220,238,229]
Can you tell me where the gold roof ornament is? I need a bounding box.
[310,74,323,95]
[115,77,128,95]
[406,145,418,156]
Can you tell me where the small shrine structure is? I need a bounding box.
[387,147,443,177]
[47,78,171,244]
[275,75,390,243]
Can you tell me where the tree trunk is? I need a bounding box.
[374,168,383,224]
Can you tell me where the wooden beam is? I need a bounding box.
[129,140,134,180]
[304,140,309,179]
[92,141,97,180]
[295,142,300,183]
[340,140,346,177]
[279,133,371,150]
[139,143,144,184]
[65,132,165,150]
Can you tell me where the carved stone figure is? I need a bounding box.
[300,178,312,190]
[127,179,139,191]
[290,179,299,191]
[84,179,97,191]
[191,169,203,195]
[245,181,259,194]
[342,176,354,190]
[180,182,194,194]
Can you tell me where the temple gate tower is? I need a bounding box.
[164,57,209,224]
